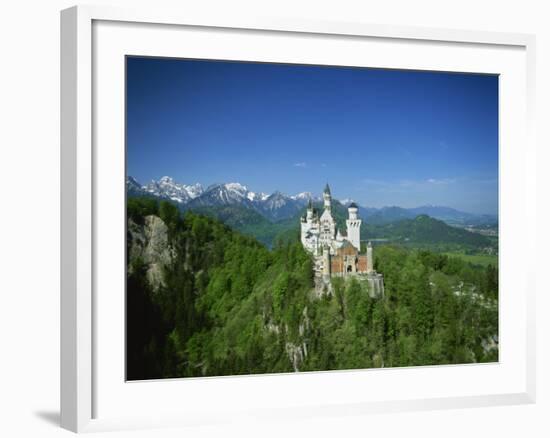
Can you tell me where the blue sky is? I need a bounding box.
[127,57,498,214]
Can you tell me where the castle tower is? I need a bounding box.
[346,202,361,251]
[366,241,374,273]
[306,198,313,221]
[322,245,331,279]
[323,183,332,211]
[319,183,336,247]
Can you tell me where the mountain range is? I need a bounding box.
[128,176,321,222]
[127,175,497,227]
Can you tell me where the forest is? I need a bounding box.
[127,198,498,380]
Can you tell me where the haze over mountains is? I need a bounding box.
[127,176,497,227]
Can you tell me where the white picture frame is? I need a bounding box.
[60,4,536,433]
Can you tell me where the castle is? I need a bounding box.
[300,184,384,297]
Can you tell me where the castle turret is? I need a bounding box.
[323,183,331,211]
[347,202,358,220]
[319,183,336,247]
[366,241,374,273]
[346,202,361,251]
[306,198,313,221]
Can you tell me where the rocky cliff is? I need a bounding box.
[127,215,175,292]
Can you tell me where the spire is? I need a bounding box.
[323,183,332,210]
[307,198,313,210]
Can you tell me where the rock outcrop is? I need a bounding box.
[128,215,175,292]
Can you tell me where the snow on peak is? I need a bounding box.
[159,176,174,184]
[184,183,204,199]
[291,191,313,200]
[247,191,269,202]
[224,182,248,192]
[144,176,204,203]
[127,176,142,187]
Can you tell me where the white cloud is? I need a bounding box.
[427,178,456,185]
[293,162,307,168]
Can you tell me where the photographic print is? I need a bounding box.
[126,57,498,381]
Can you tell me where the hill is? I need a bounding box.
[184,204,296,247]
[362,215,493,249]
[126,198,498,380]
[129,193,494,251]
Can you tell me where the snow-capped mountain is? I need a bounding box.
[126,176,144,196]
[126,176,497,226]
[127,176,317,221]
[187,182,253,208]
[290,192,312,201]
[247,191,269,202]
[255,191,305,221]
[144,176,204,204]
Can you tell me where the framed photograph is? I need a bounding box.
[61,5,536,433]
